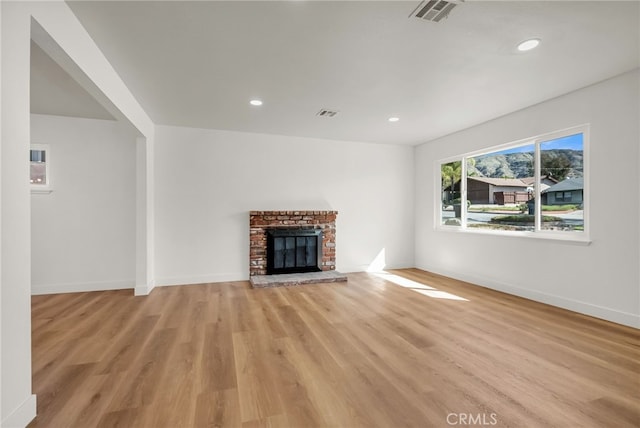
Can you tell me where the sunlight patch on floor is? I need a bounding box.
[374,273,435,290]
[412,289,469,301]
[373,272,469,302]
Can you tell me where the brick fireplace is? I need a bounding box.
[249,211,337,277]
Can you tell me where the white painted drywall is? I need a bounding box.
[0,1,4,424]
[415,70,640,328]
[1,3,36,426]
[30,114,137,295]
[154,126,415,285]
[135,135,156,296]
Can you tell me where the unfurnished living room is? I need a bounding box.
[1,1,639,427]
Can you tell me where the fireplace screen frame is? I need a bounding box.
[266,228,323,275]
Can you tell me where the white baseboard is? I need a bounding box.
[334,265,364,273]
[2,394,36,428]
[416,264,640,329]
[338,263,414,274]
[31,280,134,295]
[134,280,155,296]
[154,263,415,287]
[155,273,246,287]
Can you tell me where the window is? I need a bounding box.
[438,125,587,239]
[556,191,572,202]
[30,144,52,193]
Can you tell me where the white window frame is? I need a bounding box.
[30,143,53,194]
[435,124,590,244]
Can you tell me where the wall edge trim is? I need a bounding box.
[31,280,133,295]
[1,394,36,428]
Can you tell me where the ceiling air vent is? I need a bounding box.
[316,109,339,118]
[409,0,463,23]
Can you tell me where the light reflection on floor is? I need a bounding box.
[372,272,469,302]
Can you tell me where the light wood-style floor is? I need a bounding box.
[29,269,639,427]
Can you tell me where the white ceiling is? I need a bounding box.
[33,1,639,145]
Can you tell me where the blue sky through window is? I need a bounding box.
[477,133,583,157]
[540,133,583,151]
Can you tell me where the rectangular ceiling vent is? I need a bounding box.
[316,109,339,118]
[409,0,463,23]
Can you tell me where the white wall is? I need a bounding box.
[155,126,415,285]
[2,1,155,425]
[1,3,36,426]
[28,1,156,296]
[415,70,640,328]
[0,1,4,424]
[30,114,137,294]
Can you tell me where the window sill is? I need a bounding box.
[31,188,53,195]
[436,225,591,246]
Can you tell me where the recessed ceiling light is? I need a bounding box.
[249,99,263,106]
[388,117,400,122]
[517,38,541,52]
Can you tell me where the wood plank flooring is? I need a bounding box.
[29,269,640,427]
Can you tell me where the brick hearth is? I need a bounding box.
[249,211,337,277]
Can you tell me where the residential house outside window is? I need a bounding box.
[31,144,52,193]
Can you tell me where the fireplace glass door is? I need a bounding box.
[266,228,322,274]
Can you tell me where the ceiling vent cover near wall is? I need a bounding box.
[316,109,339,118]
[409,0,463,22]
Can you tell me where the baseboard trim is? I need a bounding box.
[416,265,640,329]
[2,394,36,428]
[31,280,134,295]
[155,273,246,287]
[338,263,413,274]
[154,264,414,287]
[134,280,155,296]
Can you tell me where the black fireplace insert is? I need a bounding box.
[266,228,322,275]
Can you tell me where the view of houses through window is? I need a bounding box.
[440,127,586,234]
[30,148,47,185]
[30,144,51,192]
